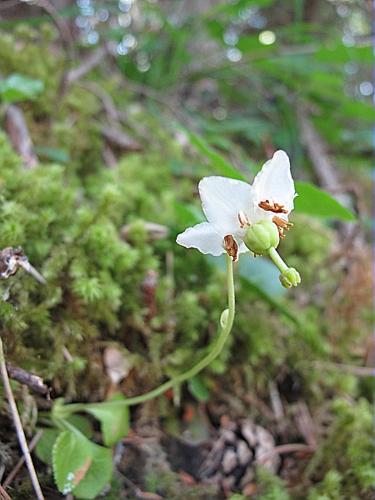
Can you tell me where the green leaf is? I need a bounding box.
[238,256,284,297]
[35,428,59,465]
[295,181,356,221]
[67,415,94,438]
[187,130,245,180]
[53,430,112,499]
[86,393,130,447]
[36,416,93,466]
[0,74,44,103]
[174,201,204,228]
[72,441,112,499]
[34,146,70,164]
[209,255,298,324]
[205,0,275,18]
[237,35,275,55]
[339,100,374,123]
[314,43,373,65]
[203,116,271,142]
[188,376,210,402]
[238,258,298,324]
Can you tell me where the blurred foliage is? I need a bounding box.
[0,73,44,103]
[0,1,373,498]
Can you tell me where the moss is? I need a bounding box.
[308,471,343,500]
[306,398,375,499]
[0,25,62,116]
[256,467,291,500]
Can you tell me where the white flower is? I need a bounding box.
[176,150,296,260]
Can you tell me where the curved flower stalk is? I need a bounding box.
[177,150,301,287]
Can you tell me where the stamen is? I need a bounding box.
[272,216,293,239]
[224,235,238,262]
[259,200,288,214]
[237,211,250,228]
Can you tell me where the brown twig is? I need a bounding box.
[34,0,75,58]
[296,102,347,203]
[296,101,360,242]
[101,124,142,152]
[0,247,46,284]
[142,270,158,321]
[313,361,375,377]
[268,381,284,421]
[294,401,318,449]
[79,81,120,122]
[2,431,43,490]
[121,474,163,500]
[256,443,315,465]
[121,222,169,242]
[64,46,107,87]
[0,337,44,500]
[102,145,117,169]
[5,363,49,397]
[76,82,142,154]
[4,105,38,169]
[0,484,12,500]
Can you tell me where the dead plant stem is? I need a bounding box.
[0,337,44,500]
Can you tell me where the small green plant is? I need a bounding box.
[35,396,128,498]
[0,74,44,103]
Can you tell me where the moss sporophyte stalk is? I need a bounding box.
[57,150,301,418]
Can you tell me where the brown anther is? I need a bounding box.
[272,216,293,238]
[259,200,288,214]
[237,211,250,228]
[224,235,238,262]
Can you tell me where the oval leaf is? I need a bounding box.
[188,376,210,402]
[86,393,130,447]
[295,181,356,221]
[73,441,113,500]
[53,430,112,499]
[35,428,59,465]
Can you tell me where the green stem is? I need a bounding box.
[63,254,235,413]
[268,247,288,273]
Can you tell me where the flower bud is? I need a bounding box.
[279,267,301,288]
[244,221,280,255]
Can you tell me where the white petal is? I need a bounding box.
[199,176,253,234]
[176,222,225,256]
[251,206,277,224]
[252,150,296,214]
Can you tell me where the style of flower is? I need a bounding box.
[176,150,296,262]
